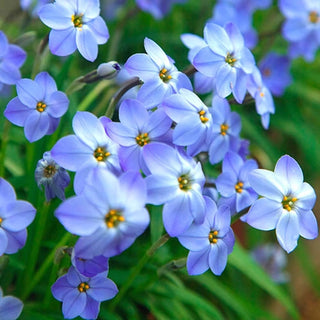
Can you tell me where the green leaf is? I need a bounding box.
[149,205,164,243]
[228,243,299,319]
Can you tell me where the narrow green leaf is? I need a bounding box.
[228,243,299,319]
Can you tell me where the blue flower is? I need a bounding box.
[207,96,242,164]
[136,0,187,19]
[4,72,69,142]
[39,0,109,61]
[106,98,172,173]
[55,168,149,258]
[241,155,318,253]
[35,151,70,202]
[0,31,26,88]
[162,88,212,156]
[125,37,192,108]
[178,197,235,275]
[193,22,255,103]
[247,66,275,129]
[0,287,23,320]
[216,152,258,215]
[51,266,118,319]
[0,178,36,255]
[143,143,206,237]
[51,111,121,194]
[259,52,292,96]
[279,0,320,61]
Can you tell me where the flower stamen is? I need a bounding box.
[94,147,111,162]
[178,174,192,191]
[105,209,125,228]
[225,52,237,66]
[43,164,57,178]
[159,68,172,82]
[282,196,297,211]
[220,123,229,136]
[235,181,244,193]
[198,110,209,123]
[71,14,84,28]
[309,11,319,24]
[208,230,219,244]
[78,282,90,293]
[36,102,47,113]
[136,132,150,146]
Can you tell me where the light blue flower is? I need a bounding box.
[241,155,318,253]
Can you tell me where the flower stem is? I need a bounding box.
[21,232,72,301]
[0,120,11,177]
[109,233,170,311]
[105,76,143,118]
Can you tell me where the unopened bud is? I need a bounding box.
[97,61,121,79]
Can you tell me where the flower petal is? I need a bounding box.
[76,26,98,62]
[276,212,299,253]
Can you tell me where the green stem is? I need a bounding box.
[77,81,111,111]
[0,120,11,177]
[31,33,49,79]
[105,76,143,118]
[21,232,72,301]
[231,207,249,225]
[109,233,170,311]
[22,201,51,293]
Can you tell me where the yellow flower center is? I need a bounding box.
[93,147,111,162]
[72,14,84,28]
[235,181,244,193]
[105,209,125,228]
[208,230,219,244]
[78,282,90,293]
[159,68,172,83]
[136,133,150,147]
[43,164,57,178]
[220,123,229,136]
[178,174,192,191]
[282,196,297,212]
[309,11,319,24]
[198,110,209,123]
[225,52,237,66]
[36,102,47,113]
[0,217,3,225]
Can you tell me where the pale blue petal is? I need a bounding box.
[76,26,98,62]
[86,16,109,44]
[297,209,318,240]
[276,212,299,253]
[187,247,210,275]
[49,28,77,57]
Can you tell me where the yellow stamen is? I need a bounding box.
[43,164,56,178]
[78,282,90,292]
[225,52,237,66]
[235,181,244,193]
[105,209,125,228]
[282,196,297,212]
[178,174,191,191]
[208,230,219,244]
[260,92,265,97]
[136,132,150,146]
[71,13,84,28]
[220,123,229,136]
[94,147,110,162]
[36,102,47,113]
[159,68,172,82]
[309,11,319,24]
[198,110,209,123]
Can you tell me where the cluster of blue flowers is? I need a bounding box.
[0,0,319,319]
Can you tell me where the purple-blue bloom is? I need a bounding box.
[51,111,121,194]
[0,287,23,320]
[162,88,212,156]
[259,52,292,96]
[241,155,318,253]
[4,72,69,142]
[178,197,235,276]
[216,152,258,215]
[35,151,70,202]
[247,66,275,129]
[39,0,109,61]
[106,98,172,173]
[193,22,255,103]
[0,177,36,255]
[143,143,206,237]
[51,266,118,319]
[71,250,109,278]
[136,0,187,19]
[251,244,289,283]
[55,168,149,259]
[125,37,192,108]
[279,0,320,61]
[207,96,242,165]
[0,31,26,89]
